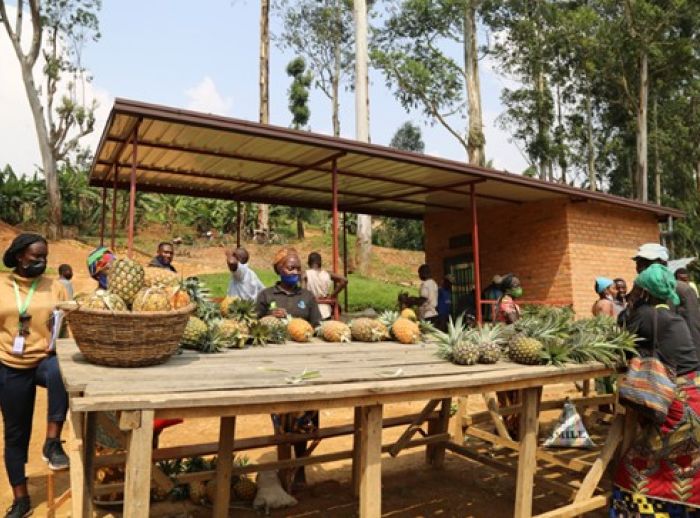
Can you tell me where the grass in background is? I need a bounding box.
[199,271,410,313]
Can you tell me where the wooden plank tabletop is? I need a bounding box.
[57,339,614,414]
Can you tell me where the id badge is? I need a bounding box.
[12,335,25,356]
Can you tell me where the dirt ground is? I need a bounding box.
[0,384,610,517]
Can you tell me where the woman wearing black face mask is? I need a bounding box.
[0,233,69,518]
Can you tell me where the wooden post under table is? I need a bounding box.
[426,398,451,467]
[213,416,236,517]
[359,404,383,518]
[514,387,541,518]
[67,410,92,518]
[122,409,154,518]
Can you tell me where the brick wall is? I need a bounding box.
[566,201,660,316]
[424,197,661,317]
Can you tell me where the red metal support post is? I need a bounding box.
[471,183,482,324]
[332,159,340,320]
[343,212,349,313]
[111,165,118,250]
[99,184,107,246]
[127,124,139,258]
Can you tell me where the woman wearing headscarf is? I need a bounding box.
[495,274,522,324]
[592,277,618,317]
[611,264,700,516]
[0,234,69,518]
[256,248,321,490]
[256,247,322,325]
[494,274,527,437]
[86,246,116,289]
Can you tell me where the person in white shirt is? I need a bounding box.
[57,264,74,299]
[303,252,348,320]
[417,264,439,323]
[225,247,265,301]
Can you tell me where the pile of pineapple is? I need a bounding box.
[74,258,194,314]
[435,306,637,368]
[153,455,257,505]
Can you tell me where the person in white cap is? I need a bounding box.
[632,243,669,273]
[631,243,700,358]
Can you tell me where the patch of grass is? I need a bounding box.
[199,271,410,313]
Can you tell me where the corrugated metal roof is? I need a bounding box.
[88,98,684,221]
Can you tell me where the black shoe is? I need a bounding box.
[42,438,69,470]
[4,497,31,518]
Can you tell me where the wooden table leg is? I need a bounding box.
[359,404,383,518]
[352,406,362,497]
[67,409,92,518]
[514,387,540,518]
[426,398,451,468]
[450,396,469,444]
[483,391,513,441]
[84,412,97,510]
[213,416,236,518]
[121,409,154,518]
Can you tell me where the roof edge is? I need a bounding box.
[95,98,684,220]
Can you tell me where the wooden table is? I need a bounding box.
[57,338,616,518]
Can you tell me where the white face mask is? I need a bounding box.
[237,263,248,274]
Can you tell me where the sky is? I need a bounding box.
[0,1,528,176]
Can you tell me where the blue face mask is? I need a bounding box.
[96,272,109,290]
[280,274,300,286]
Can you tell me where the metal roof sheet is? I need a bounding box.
[88,98,684,221]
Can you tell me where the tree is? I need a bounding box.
[372,0,486,165]
[390,121,425,153]
[0,0,100,238]
[276,0,355,136]
[354,0,373,275]
[258,0,270,232]
[286,57,313,129]
[375,122,425,250]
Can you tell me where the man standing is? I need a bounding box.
[676,268,699,297]
[226,247,265,302]
[303,252,347,320]
[149,242,176,272]
[57,264,74,299]
[613,278,627,314]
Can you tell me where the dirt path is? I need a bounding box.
[0,384,609,517]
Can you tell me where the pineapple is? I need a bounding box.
[81,290,127,311]
[400,308,418,321]
[221,298,257,324]
[472,324,508,364]
[217,319,250,348]
[248,322,271,346]
[181,317,208,348]
[288,318,314,342]
[378,310,399,332]
[219,296,240,317]
[132,287,172,312]
[369,319,390,340]
[508,335,544,365]
[188,481,207,505]
[233,476,257,501]
[108,258,145,306]
[168,284,192,310]
[143,267,179,288]
[183,277,220,322]
[259,315,288,343]
[350,318,385,342]
[319,320,352,343]
[181,316,225,353]
[434,316,479,365]
[392,317,421,344]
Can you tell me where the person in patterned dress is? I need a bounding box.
[612,264,700,517]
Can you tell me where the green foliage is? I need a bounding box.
[286,57,313,129]
[372,0,473,154]
[389,121,425,153]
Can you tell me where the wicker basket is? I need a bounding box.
[65,304,195,367]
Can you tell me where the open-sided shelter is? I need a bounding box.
[89,99,683,318]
